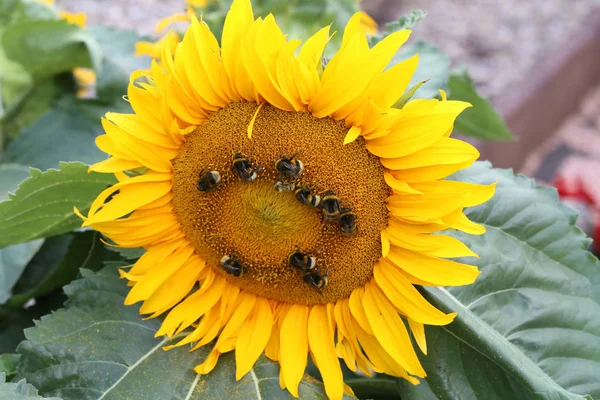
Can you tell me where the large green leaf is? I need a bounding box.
[0,164,42,305]
[0,163,29,202]
[395,163,599,400]
[0,354,19,377]
[7,231,112,307]
[0,292,66,354]
[2,96,130,170]
[16,265,349,399]
[0,373,60,400]
[0,240,42,305]
[343,162,599,400]
[0,77,62,143]
[2,19,101,82]
[0,162,116,248]
[0,0,57,25]
[449,70,514,141]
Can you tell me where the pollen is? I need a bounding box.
[171,102,390,305]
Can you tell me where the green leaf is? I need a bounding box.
[7,231,113,307]
[2,96,130,169]
[0,292,66,354]
[107,246,145,260]
[0,373,61,400]
[16,266,348,399]
[390,41,450,99]
[0,164,44,304]
[88,25,150,101]
[0,240,43,304]
[392,162,600,400]
[0,163,29,201]
[393,9,427,30]
[368,9,427,45]
[0,0,57,25]
[2,19,101,82]
[0,79,61,143]
[449,70,514,141]
[0,162,116,248]
[0,354,20,377]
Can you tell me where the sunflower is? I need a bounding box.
[77,0,495,398]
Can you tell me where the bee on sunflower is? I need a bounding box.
[76,0,495,398]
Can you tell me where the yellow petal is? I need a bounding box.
[308,305,344,400]
[235,297,273,380]
[60,11,86,28]
[383,171,422,194]
[221,0,258,101]
[124,245,194,304]
[139,256,205,316]
[374,260,456,325]
[386,246,480,286]
[298,26,331,70]
[247,102,264,139]
[280,305,309,397]
[370,55,419,109]
[155,12,190,33]
[89,157,143,173]
[156,274,225,337]
[451,212,487,235]
[408,319,427,355]
[362,282,425,377]
[84,173,172,226]
[366,100,471,158]
[343,126,361,145]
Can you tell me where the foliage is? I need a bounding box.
[0,372,61,400]
[0,162,116,248]
[346,162,600,400]
[15,265,348,399]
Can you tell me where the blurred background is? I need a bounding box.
[56,0,600,251]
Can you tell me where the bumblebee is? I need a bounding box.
[303,268,329,293]
[288,248,316,271]
[275,153,304,179]
[321,190,341,220]
[232,152,260,182]
[196,169,221,192]
[219,255,248,277]
[274,180,296,192]
[339,208,357,236]
[295,186,320,208]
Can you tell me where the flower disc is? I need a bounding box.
[172,102,390,304]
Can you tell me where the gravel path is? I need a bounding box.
[56,0,600,101]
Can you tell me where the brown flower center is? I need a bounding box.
[171,102,389,305]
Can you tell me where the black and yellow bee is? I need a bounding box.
[339,208,357,236]
[303,268,329,293]
[196,169,221,192]
[220,255,248,277]
[288,248,317,271]
[273,180,296,192]
[321,190,341,220]
[275,153,304,179]
[232,152,260,182]
[295,186,320,208]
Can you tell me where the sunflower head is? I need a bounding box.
[79,1,495,398]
